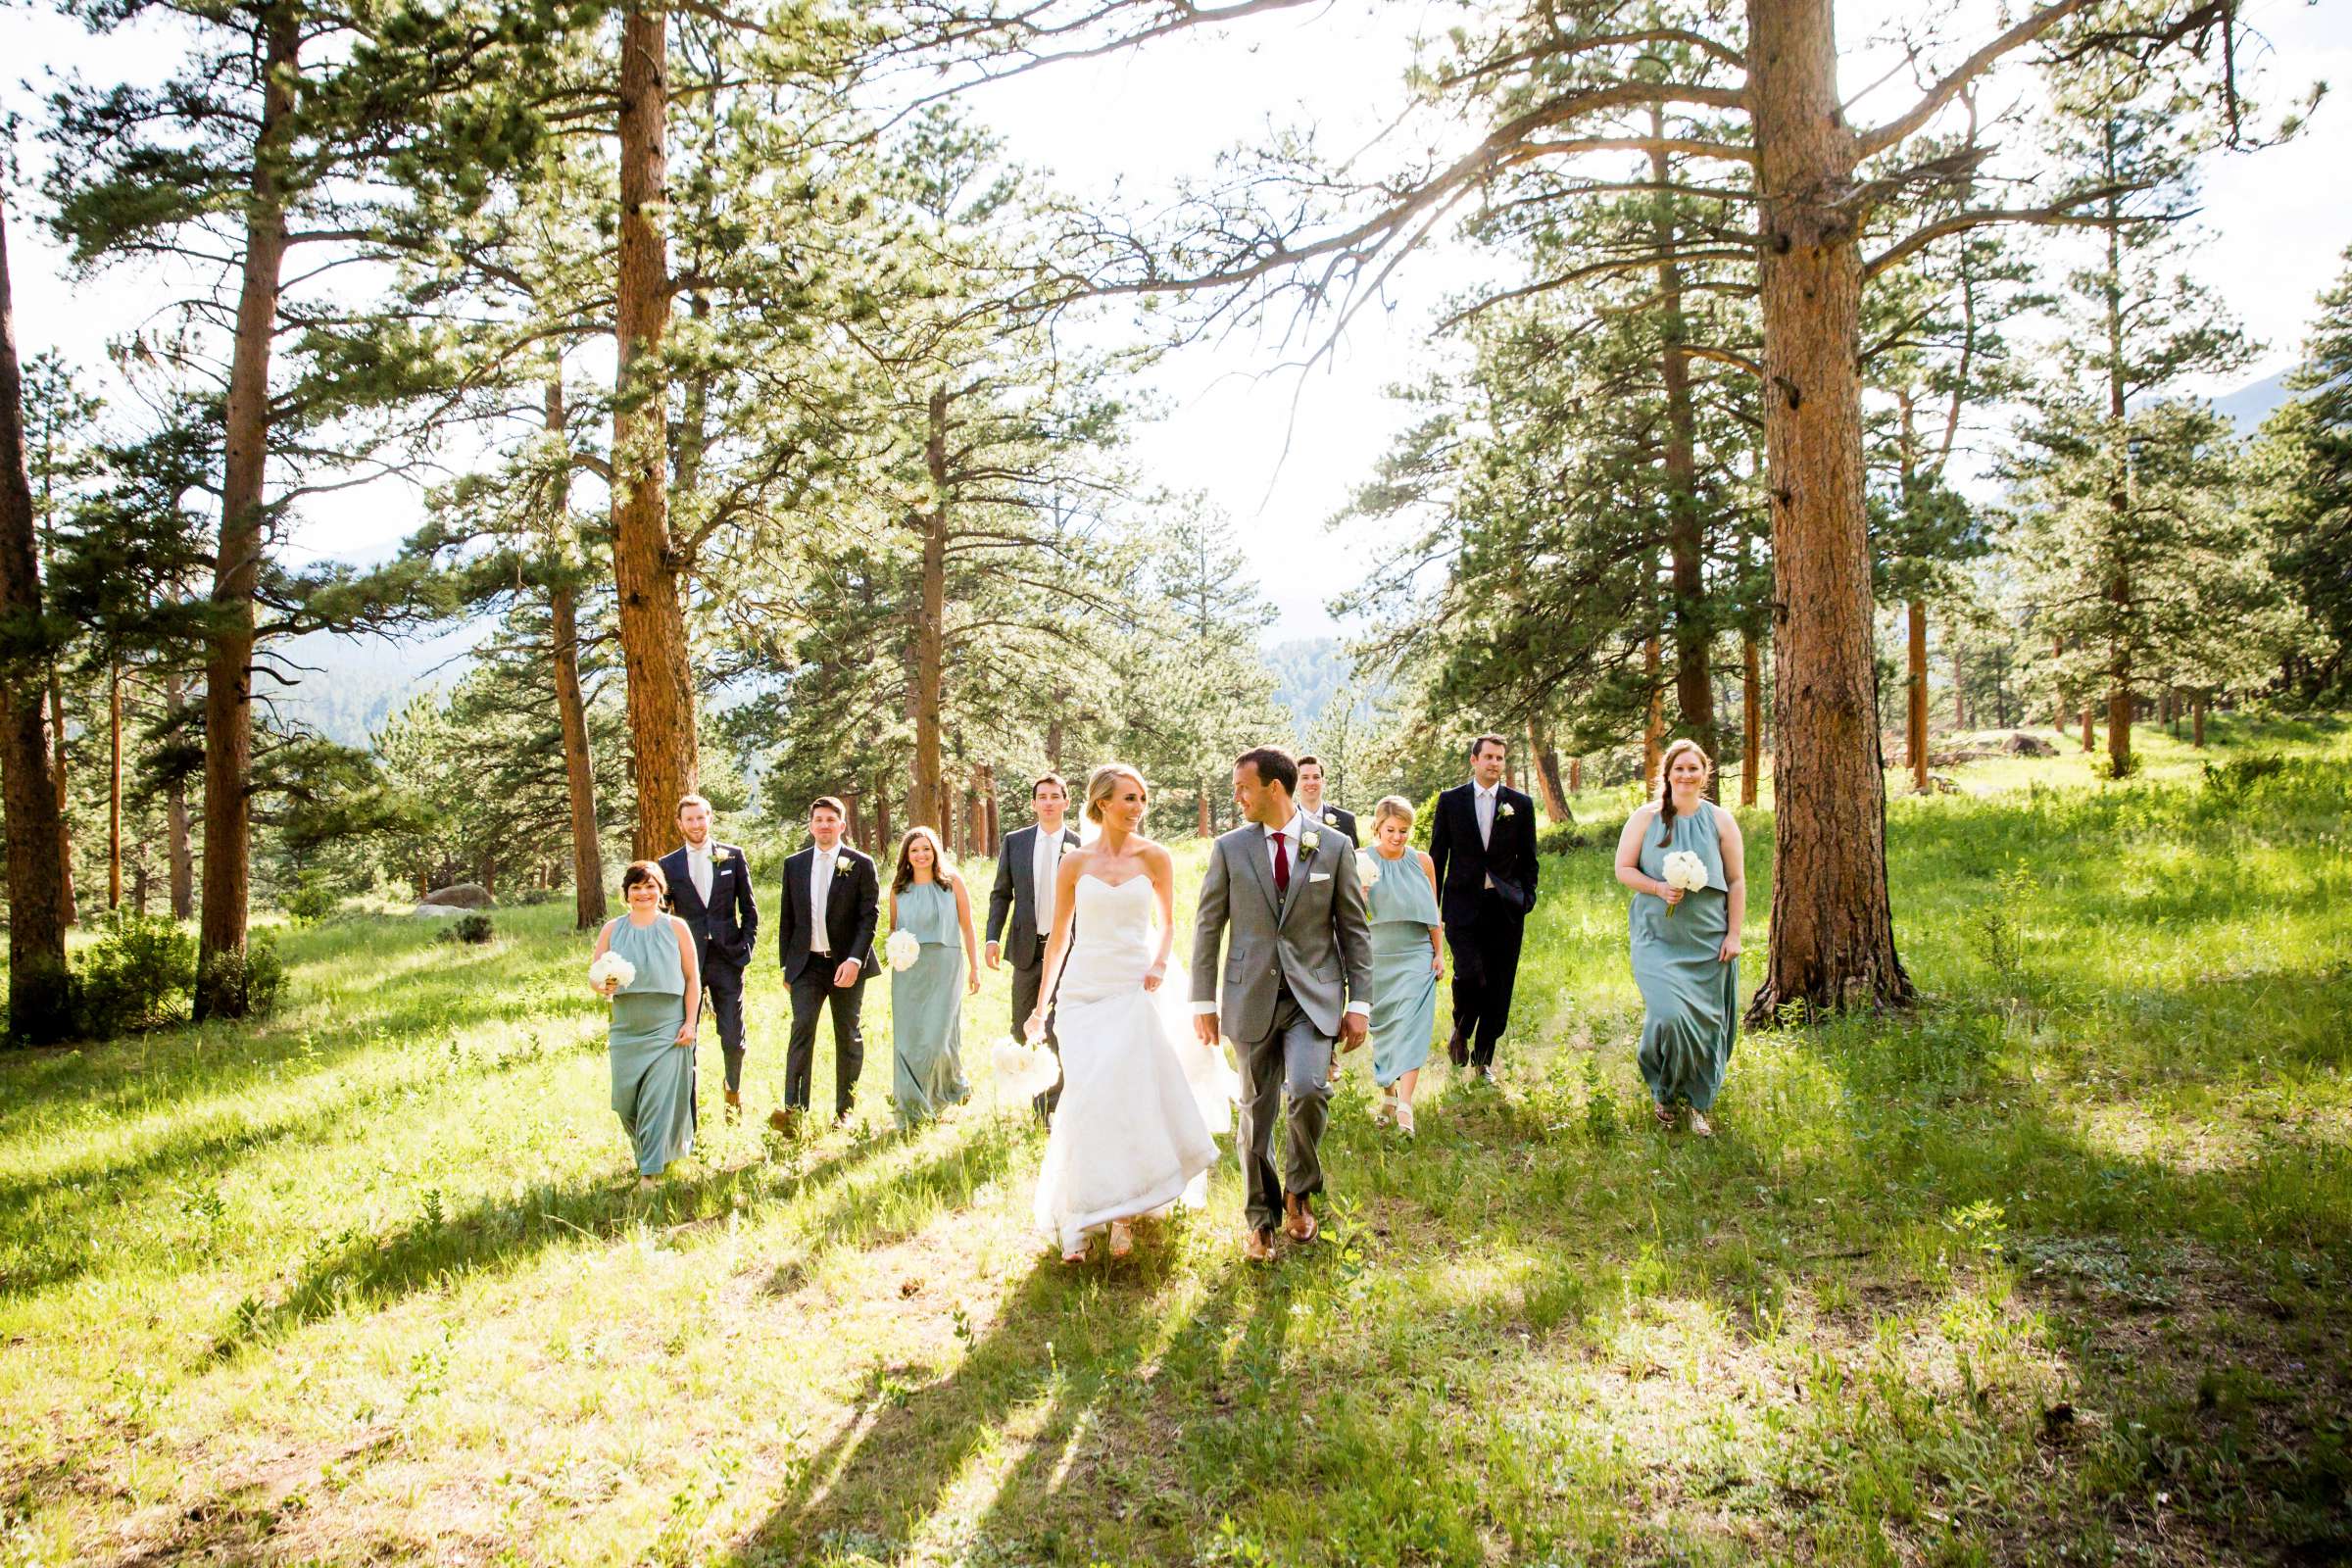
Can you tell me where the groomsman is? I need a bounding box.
[1294,757,1357,845]
[1429,733,1540,1080]
[774,797,879,1130]
[984,773,1083,1119]
[660,794,759,1120]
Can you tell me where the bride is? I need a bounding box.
[1027,761,1236,1263]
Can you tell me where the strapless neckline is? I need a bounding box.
[1078,872,1152,893]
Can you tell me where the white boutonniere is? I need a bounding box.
[834,854,851,874]
[707,843,729,864]
[1322,810,1338,825]
[1498,802,1515,819]
[1300,829,1322,855]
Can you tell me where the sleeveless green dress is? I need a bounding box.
[1630,805,1740,1111]
[890,881,970,1128]
[1365,850,1440,1086]
[605,913,695,1175]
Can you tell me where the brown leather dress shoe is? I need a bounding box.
[1243,1227,1275,1263]
[1283,1192,1318,1245]
[1446,1030,1469,1067]
[724,1089,742,1122]
[767,1106,800,1137]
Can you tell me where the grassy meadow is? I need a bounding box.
[2,717,2348,1566]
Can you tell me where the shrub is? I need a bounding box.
[195,935,286,1022]
[281,871,341,925]
[440,913,495,946]
[1536,819,1595,856]
[74,913,198,1038]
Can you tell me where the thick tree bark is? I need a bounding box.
[0,204,73,1041]
[1653,131,1717,775]
[1198,785,1211,839]
[1907,600,1929,793]
[910,385,949,830]
[2192,696,2206,748]
[1746,0,1912,1019]
[2081,709,2093,752]
[612,0,698,858]
[543,380,606,930]
[1569,756,1584,794]
[196,2,297,1020]
[108,662,122,909]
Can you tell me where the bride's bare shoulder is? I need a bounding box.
[1133,838,1174,871]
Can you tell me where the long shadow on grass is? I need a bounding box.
[727,1240,1284,1564]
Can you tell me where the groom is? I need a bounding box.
[1193,746,1374,1261]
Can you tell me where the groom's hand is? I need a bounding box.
[1194,1012,1221,1048]
[1339,1012,1369,1053]
[984,940,1001,971]
[832,958,861,989]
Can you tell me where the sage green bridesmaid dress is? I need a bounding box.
[1366,849,1440,1087]
[1629,805,1739,1111]
[605,914,695,1176]
[890,881,970,1128]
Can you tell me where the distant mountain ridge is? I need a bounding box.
[1264,636,1389,730]
[2213,368,2297,434]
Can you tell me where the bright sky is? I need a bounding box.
[10,0,2349,640]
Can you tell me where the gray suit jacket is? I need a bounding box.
[1191,819,1375,1044]
[984,823,1082,969]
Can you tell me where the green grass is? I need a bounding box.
[3,720,2348,1565]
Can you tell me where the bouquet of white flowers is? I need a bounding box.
[991,1037,1061,1101]
[885,927,922,972]
[1353,855,1381,894]
[587,952,636,991]
[1660,851,1708,916]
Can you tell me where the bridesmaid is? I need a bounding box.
[1612,739,1746,1136]
[1364,796,1443,1136]
[887,827,981,1129]
[589,861,702,1187]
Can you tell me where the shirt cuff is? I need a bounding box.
[1345,1001,1370,1018]
[1191,1001,1219,1016]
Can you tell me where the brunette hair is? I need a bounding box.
[1031,772,1069,799]
[808,796,846,820]
[1085,761,1149,824]
[1468,733,1507,760]
[891,826,951,894]
[1235,746,1298,794]
[620,859,668,897]
[1655,738,1714,847]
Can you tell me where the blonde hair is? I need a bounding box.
[1373,794,1416,828]
[1084,761,1149,824]
[1655,738,1714,846]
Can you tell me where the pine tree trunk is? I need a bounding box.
[1642,635,1664,786]
[47,665,74,925]
[2192,696,2206,748]
[108,661,122,909]
[1742,628,1762,808]
[165,667,192,920]
[1953,647,1965,730]
[1569,757,1585,794]
[910,386,950,831]
[1198,785,1211,839]
[1654,130,1716,772]
[1907,600,1928,794]
[542,380,606,930]
[0,205,73,1041]
[612,0,697,858]
[2081,709,2093,752]
[873,772,892,852]
[196,1,297,1020]
[1529,717,1570,823]
[1746,0,1911,1018]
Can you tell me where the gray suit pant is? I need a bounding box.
[1236,988,1333,1232]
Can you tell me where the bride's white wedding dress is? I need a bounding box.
[1032,873,1238,1254]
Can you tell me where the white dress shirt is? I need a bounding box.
[807,843,835,955]
[687,840,713,904]
[1033,823,1064,936]
[1473,781,1498,888]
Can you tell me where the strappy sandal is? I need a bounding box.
[1652,1101,1678,1131]
[1108,1220,1135,1259]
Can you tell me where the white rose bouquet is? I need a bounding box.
[1352,855,1381,894]
[992,1037,1061,1101]
[1661,850,1708,916]
[587,952,636,991]
[885,928,922,972]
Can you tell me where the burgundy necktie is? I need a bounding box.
[1272,830,1290,898]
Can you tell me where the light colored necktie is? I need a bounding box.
[1035,831,1057,935]
[693,848,711,903]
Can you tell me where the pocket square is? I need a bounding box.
[1308,871,1332,883]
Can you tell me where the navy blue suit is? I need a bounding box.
[1428,783,1540,1067]
[661,841,759,1093]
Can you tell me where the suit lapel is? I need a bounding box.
[1238,827,1280,920]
